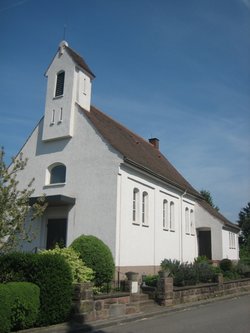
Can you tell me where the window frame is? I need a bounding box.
[142,191,148,226]
[55,71,65,97]
[163,199,169,230]
[48,163,66,185]
[170,201,175,231]
[132,188,140,225]
[185,207,190,234]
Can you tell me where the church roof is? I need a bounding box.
[83,105,239,231]
[84,106,200,197]
[66,45,95,78]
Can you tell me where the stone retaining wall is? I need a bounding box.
[156,276,250,306]
[72,283,140,323]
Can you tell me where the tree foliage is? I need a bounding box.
[200,189,219,211]
[71,235,115,287]
[238,202,250,248]
[0,148,46,253]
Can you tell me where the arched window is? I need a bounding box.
[185,207,190,234]
[50,163,66,184]
[190,209,195,235]
[142,191,148,225]
[55,71,65,97]
[163,199,168,230]
[132,188,139,224]
[170,201,175,231]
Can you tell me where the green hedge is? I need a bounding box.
[0,282,40,333]
[0,252,73,326]
[71,235,115,287]
[0,284,11,333]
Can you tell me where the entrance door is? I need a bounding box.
[198,230,212,259]
[46,219,67,249]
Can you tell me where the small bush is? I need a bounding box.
[220,259,233,272]
[144,275,159,287]
[194,256,210,264]
[0,282,40,332]
[236,260,250,277]
[195,262,216,283]
[71,235,115,287]
[174,263,198,286]
[0,252,73,326]
[161,259,181,276]
[40,246,94,283]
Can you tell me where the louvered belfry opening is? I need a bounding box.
[55,71,65,97]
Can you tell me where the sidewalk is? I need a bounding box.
[19,291,250,333]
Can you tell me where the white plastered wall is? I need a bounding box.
[115,164,198,271]
[14,104,122,257]
[222,229,239,260]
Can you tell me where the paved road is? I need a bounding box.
[94,294,250,333]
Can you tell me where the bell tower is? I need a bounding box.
[42,41,95,141]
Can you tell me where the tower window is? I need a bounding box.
[55,71,65,97]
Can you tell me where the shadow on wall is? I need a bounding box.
[35,118,70,156]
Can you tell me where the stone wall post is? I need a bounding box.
[125,272,139,294]
[72,282,95,321]
[156,273,173,306]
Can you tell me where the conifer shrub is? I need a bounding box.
[71,235,115,287]
[0,252,73,326]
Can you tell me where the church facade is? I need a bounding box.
[15,41,239,277]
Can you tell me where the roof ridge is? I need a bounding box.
[65,45,95,78]
[90,105,163,149]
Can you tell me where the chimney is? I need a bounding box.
[149,138,159,149]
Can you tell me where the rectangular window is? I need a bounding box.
[55,71,65,97]
[51,109,55,124]
[59,107,63,122]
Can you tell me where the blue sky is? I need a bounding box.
[0,0,249,223]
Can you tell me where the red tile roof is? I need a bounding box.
[84,106,200,197]
[83,105,239,231]
[66,46,95,78]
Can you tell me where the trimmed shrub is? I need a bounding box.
[219,259,233,272]
[0,282,40,332]
[8,282,40,330]
[40,246,94,283]
[0,252,73,326]
[0,284,11,333]
[71,235,115,287]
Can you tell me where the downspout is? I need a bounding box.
[180,189,187,262]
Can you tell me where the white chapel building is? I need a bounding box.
[15,41,239,277]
